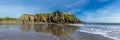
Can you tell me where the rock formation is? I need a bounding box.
[18,11,82,23]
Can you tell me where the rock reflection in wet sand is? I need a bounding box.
[20,24,79,36]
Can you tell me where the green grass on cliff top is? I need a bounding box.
[21,12,80,20]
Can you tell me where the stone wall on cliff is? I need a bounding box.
[18,11,82,23]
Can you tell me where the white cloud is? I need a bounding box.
[64,0,89,9]
[0,5,25,17]
[84,15,120,23]
[0,5,48,18]
[68,9,81,13]
[83,0,120,23]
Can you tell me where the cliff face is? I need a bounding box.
[18,11,82,23]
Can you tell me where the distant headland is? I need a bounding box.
[0,11,82,24]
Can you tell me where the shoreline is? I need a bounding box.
[0,23,115,40]
[0,22,81,24]
[68,24,116,40]
[71,31,114,40]
[0,23,114,40]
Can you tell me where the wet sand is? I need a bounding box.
[0,31,113,40]
[0,23,113,40]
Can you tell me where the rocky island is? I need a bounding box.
[0,11,82,24]
[18,11,82,24]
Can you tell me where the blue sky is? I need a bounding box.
[0,0,120,23]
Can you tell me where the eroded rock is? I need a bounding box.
[18,11,82,23]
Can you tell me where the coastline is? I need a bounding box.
[68,24,116,40]
[0,29,113,40]
[0,22,114,40]
[68,31,114,40]
[0,23,113,40]
[0,22,82,25]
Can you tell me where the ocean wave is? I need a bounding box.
[77,24,120,40]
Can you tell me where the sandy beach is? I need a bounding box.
[0,31,113,40]
[0,23,114,40]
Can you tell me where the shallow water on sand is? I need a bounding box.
[0,23,113,40]
[78,24,120,40]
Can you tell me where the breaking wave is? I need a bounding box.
[76,24,120,40]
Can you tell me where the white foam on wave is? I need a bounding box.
[68,24,84,26]
[74,24,120,40]
[79,29,120,40]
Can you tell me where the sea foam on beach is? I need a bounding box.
[71,24,120,40]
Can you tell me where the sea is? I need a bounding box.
[74,23,120,40]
